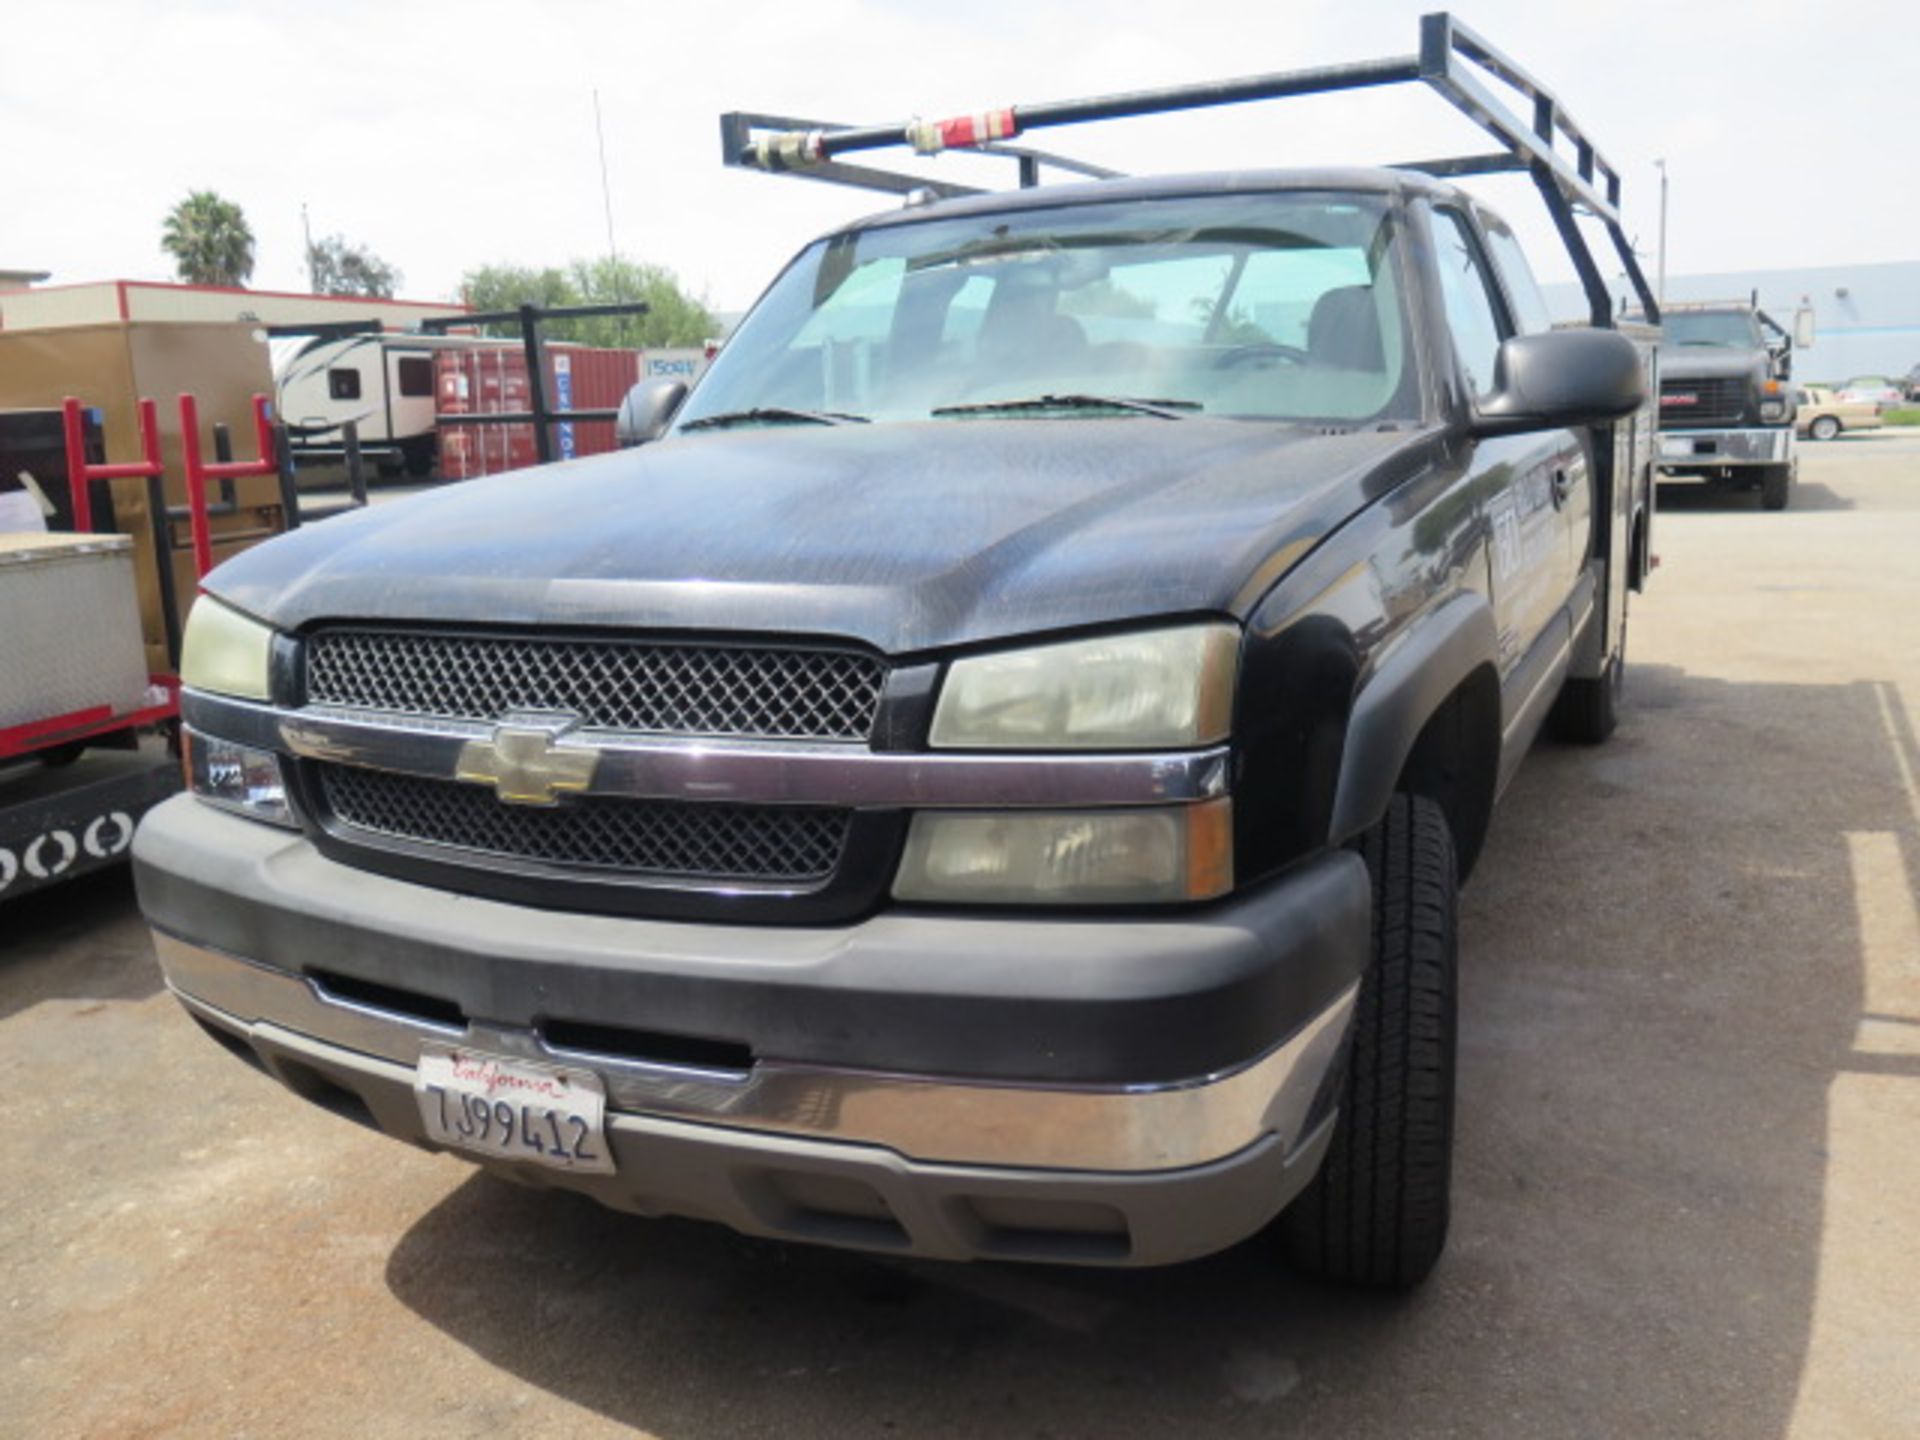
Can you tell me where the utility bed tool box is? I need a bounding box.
[0,532,150,731]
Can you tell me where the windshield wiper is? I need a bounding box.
[680,407,870,431]
[931,394,1200,420]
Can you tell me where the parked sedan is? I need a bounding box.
[1797,385,1885,440]
[1837,375,1905,408]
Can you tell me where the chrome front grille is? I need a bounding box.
[306,629,886,741]
[317,763,850,884]
[1659,377,1747,428]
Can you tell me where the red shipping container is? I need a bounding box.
[434,351,477,480]
[433,344,641,478]
[547,344,642,459]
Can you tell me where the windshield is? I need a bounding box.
[677,191,1415,430]
[1661,310,1762,350]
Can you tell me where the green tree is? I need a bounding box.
[161,190,255,286]
[457,256,716,347]
[307,234,401,298]
[569,256,717,347]
[460,263,581,321]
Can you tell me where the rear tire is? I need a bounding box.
[1809,415,1841,441]
[1550,598,1627,745]
[1280,794,1458,1290]
[1759,462,1792,511]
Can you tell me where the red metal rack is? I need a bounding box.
[178,392,278,579]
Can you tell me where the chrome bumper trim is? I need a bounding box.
[155,929,1355,1173]
[181,690,1231,810]
[1656,427,1792,465]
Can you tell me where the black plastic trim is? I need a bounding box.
[133,796,1370,1085]
[286,752,908,924]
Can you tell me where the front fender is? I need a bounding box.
[1326,592,1498,846]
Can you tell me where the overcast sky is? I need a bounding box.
[2,0,1909,314]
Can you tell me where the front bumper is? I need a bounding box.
[1657,426,1792,468]
[134,795,1368,1265]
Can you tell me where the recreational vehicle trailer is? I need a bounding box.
[270,330,491,478]
[273,331,714,480]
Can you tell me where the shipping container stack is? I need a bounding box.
[433,355,474,480]
[431,345,645,479]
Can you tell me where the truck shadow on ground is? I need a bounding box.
[0,866,161,1024]
[1657,480,1855,513]
[385,662,1917,1439]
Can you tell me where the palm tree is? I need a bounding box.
[160,191,255,287]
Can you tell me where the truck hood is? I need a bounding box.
[208,419,1434,655]
[1658,347,1765,383]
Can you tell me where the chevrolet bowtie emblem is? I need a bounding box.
[455,719,600,807]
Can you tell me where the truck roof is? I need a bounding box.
[837,165,1468,236]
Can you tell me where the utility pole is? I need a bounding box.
[594,89,619,266]
[1653,159,1668,307]
[593,89,627,340]
[301,203,315,292]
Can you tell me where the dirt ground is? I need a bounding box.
[4,432,1917,1440]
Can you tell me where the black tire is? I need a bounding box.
[1809,415,1841,441]
[1280,793,1458,1290]
[1549,637,1625,746]
[402,435,438,478]
[1759,462,1792,511]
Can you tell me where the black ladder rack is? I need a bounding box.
[721,11,1658,329]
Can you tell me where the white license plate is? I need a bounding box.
[415,1046,614,1174]
[1659,437,1696,458]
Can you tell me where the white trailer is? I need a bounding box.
[271,331,498,478]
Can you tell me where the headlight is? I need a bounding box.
[180,596,274,700]
[930,624,1238,750]
[1759,399,1787,422]
[893,799,1232,905]
[184,729,296,827]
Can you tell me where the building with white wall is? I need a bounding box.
[0,280,466,333]
[1549,260,1920,384]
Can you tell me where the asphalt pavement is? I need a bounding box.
[3,431,1917,1439]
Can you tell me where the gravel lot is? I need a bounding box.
[5,432,1917,1439]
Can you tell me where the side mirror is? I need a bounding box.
[1794,306,1816,350]
[615,378,688,447]
[1471,329,1646,439]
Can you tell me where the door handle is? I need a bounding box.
[1550,468,1572,510]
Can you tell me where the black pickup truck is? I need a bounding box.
[134,15,1659,1290]
[1646,299,1802,510]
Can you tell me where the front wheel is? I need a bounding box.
[1809,415,1841,441]
[1279,794,1458,1290]
[1759,462,1792,511]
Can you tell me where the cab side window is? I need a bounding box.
[1429,209,1509,401]
[1481,219,1554,335]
